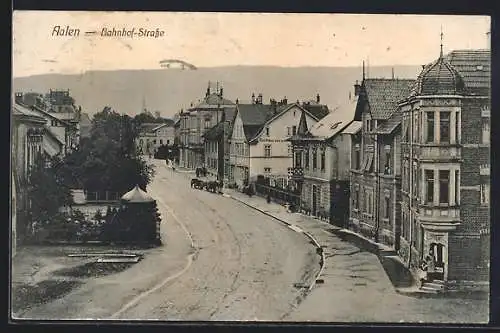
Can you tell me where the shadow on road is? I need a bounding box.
[329,229,415,288]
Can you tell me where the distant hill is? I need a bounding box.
[13,65,422,118]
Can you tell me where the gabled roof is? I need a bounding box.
[363,79,415,120]
[373,111,402,135]
[230,103,275,142]
[249,103,322,143]
[237,103,275,126]
[30,103,75,128]
[307,97,358,140]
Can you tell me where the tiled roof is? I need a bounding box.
[363,79,415,119]
[243,124,264,142]
[373,111,402,134]
[308,97,358,139]
[445,49,490,95]
[341,121,362,135]
[237,103,275,126]
[302,103,330,120]
[411,56,466,96]
[234,103,275,141]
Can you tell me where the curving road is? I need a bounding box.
[19,160,320,321]
[114,160,320,320]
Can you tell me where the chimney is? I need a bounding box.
[206,81,211,98]
[15,92,23,104]
[251,93,256,104]
[391,68,395,79]
[257,93,263,104]
[354,80,361,96]
[316,93,320,104]
[283,96,288,105]
[270,99,277,113]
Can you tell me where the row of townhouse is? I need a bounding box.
[224,94,330,188]
[14,90,85,157]
[11,89,86,255]
[290,97,361,223]
[187,47,490,289]
[347,48,490,288]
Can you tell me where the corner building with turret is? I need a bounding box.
[398,49,490,289]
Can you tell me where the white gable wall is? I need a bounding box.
[250,105,318,180]
[229,112,250,186]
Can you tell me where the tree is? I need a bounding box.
[57,106,155,193]
[27,154,73,224]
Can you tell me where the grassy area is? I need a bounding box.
[12,280,83,314]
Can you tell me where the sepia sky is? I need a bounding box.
[12,11,490,77]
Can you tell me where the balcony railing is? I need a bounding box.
[290,167,304,179]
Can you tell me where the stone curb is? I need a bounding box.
[224,193,326,292]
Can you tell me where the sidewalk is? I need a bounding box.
[222,188,405,321]
[221,189,491,323]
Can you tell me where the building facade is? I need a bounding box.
[11,103,47,255]
[203,107,235,180]
[291,98,360,224]
[179,84,235,169]
[399,49,490,287]
[348,78,415,248]
[228,96,323,189]
[15,91,81,156]
[136,122,175,156]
